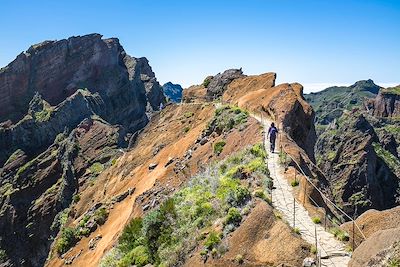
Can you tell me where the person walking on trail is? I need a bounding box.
[268,122,278,153]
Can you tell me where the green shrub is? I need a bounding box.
[73,194,80,203]
[250,143,267,159]
[330,227,349,241]
[204,231,221,249]
[311,245,317,254]
[203,78,211,88]
[388,258,400,267]
[293,227,301,235]
[119,218,144,253]
[90,162,104,175]
[254,189,271,204]
[214,141,226,155]
[235,254,244,264]
[312,217,321,224]
[184,112,194,118]
[183,126,190,133]
[56,227,77,255]
[94,208,109,225]
[291,179,299,187]
[0,249,7,263]
[117,245,150,267]
[225,207,242,225]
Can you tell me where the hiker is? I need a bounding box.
[268,122,278,153]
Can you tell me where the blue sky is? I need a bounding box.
[0,0,399,92]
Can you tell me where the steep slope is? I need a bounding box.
[162,82,183,102]
[306,81,400,217]
[0,34,165,267]
[45,70,324,267]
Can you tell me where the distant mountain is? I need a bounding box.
[305,79,381,125]
[162,82,183,102]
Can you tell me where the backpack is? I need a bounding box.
[269,127,278,138]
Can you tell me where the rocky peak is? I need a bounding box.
[350,79,381,94]
[205,68,245,100]
[162,82,183,103]
[0,33,165,123]
[372,86,400,117]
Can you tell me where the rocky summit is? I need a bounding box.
[162,82,183,102]
[0,34,165,266]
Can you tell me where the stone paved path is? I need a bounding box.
[255,115,351,267]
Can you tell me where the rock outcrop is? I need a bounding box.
[0,34,165,266]
[162,82,183,102]
[371,86,400,117]
[0,33,164,125]
[315,113,400,216]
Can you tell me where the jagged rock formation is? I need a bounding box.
[370,85,400,117]
[306,81,400,218]
[0,34,165,266]
[162,82,182,102]
[315,113,400,216]
[182,68,245,103]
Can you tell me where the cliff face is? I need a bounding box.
[315,113,400,216]
[371,86,400,117]
[0,34,165,266]
[0,33,164,125]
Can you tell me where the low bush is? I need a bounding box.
[312,217,321,224]
[291,179,299,187]
[56,227,77,255]
[293,227,301,235]
[214,141,226,155]
[204,231,221,250]
[235,254,244,264]
[330,227,349,241]
[225,207,242,225]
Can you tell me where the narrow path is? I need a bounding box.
[254,115,350,267]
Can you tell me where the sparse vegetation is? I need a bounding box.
[290,179,299,187]
[312,217,321,224]
[183,126,190,133]
[90,162,104,175]
[293,227,301,235]
[235,254,244,264]
[214,141,226,155]
[311,245,317,254]
[330,227,349,241]
[55,227,77,255]
[203,77,211,88]
[100,144,270,266]
[0,249,7,263]
[207,105,248,135]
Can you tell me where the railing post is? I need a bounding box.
[352,219,355,251]
[293,197,296,228]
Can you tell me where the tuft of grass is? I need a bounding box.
[73,194,80,204]
[204,231,221,250]
[235,254,244,264]
[214,141,226,155]
[290,179,299,187]
[184,112,194,118]
[311,245,317,254]
[293,227,301,235]
[94,208,109,225]
[183,126,190,133]
[330,227,349,241]
[312,217,321,224]
[90,162,104,175]
[203,77,211,88]
[225,207,242,226]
